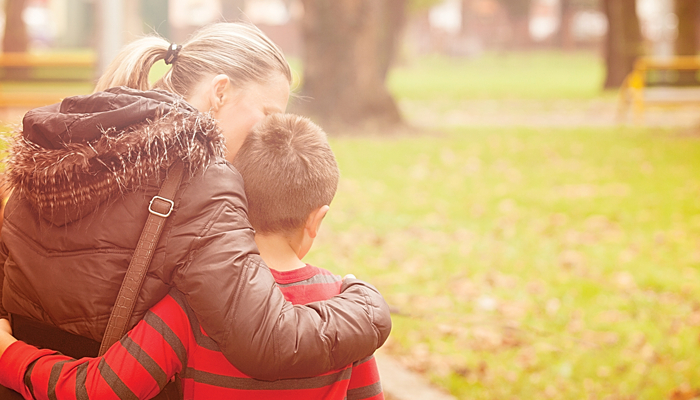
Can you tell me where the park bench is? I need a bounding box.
[618,56,700,122]
[0,52,96,108]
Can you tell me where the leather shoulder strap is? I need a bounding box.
[99,161,185,356]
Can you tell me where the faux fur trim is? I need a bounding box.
[5,108,225,224]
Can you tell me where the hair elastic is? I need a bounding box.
[164,43,182,65]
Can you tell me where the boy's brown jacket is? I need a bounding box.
[0,87,391,380]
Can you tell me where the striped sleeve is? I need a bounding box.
[347,356,383,400]
[0,295,193,400]
[0,341,55,399]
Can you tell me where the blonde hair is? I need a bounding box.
[233,114,339,235]
[95,23,292,98]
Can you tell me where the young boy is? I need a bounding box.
[0,114,384,400]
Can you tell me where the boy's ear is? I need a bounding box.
[209,74,230,112]
[305,206,330,239]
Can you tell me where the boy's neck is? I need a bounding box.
[254,233,306,272]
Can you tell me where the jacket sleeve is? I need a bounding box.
[0,191,8,321]
[169,162,392,381]
[0,238,9,320]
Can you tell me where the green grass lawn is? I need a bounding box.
[0,50,97,106]
[309,125,700,399]
[301,51,700,399]
[5,50,698,399]
[388,51,610,100]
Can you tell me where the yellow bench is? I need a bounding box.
[0,52,96,108]
[618,56,700,122]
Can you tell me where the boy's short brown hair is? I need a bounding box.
[233,113,339,234]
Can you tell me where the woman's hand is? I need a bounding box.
[0,319,17,358]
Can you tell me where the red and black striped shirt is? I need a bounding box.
[0,264,383,400]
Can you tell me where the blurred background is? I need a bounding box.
[1,0,700,127]
[3,0,700,399]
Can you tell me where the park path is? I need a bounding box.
[0,108,29,129]
[4,98,700,130]
[375,349,456,400]
[2,98,698,399]
[401,98,700,129]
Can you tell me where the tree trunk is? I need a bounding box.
[460,0,473,37]
[296,0,403,129]
[498,0,531,48]
[378,0,406,80]
[602,0,642,89]
[675,0,699,56]
[675,0,699,85]
[510,16,531,49]
[222,0,246,21]
[141,0,169,39]
[558,0,575,50]
[125,0,143,42]
[3,0,28,53]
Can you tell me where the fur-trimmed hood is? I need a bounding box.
[5,86,226,226]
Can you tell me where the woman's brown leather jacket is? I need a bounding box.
[0,87,391,380]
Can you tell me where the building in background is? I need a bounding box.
[0,0,303,70]
[416,0,607,55]
[0,0,692,62]
[638,0,675,57]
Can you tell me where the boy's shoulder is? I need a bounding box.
[271,265,343,305]
[270,264,339,283]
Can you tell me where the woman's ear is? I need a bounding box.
[208,74,230,112]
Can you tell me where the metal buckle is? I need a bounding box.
[149,196,174,218]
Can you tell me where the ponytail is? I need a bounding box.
[94,36,170,92]
[94,23,291,100]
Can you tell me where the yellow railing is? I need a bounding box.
[0,52,96,68]
[618,56,700,123]
[0,52,96,108]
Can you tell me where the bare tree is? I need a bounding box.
[460,0,473,37]
[674,0,699,84]
[296,0,404,129]
[557,0,575,49]
[498,0,531,48]
[141,0,170,39]
[3,0,28,53]
[557,0,597,50]
[675,0,699,56]
[602,0,642,89]
[222,0,246,21]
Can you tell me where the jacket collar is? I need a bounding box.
[6,87,225,226]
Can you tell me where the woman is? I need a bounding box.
[0,22,390,382]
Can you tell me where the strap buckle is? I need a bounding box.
[149,195,175,218]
